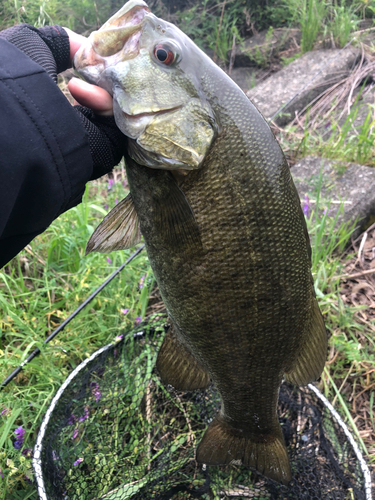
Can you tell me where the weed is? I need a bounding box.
[0,175,153,498]
[326,4,359,48]
[295,101,375,165]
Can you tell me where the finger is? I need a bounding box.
[63,27,87,62]
[68,78,113,116]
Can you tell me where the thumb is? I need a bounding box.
[68,77,113,116]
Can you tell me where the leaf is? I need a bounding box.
[0,408,22,449]
[100,478,147,499]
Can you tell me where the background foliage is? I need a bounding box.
[1,0,375,498]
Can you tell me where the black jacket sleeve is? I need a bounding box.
[0,37,93,268]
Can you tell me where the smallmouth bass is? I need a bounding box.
[74,0,327,484]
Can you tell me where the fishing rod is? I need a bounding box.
[0,244,145,389]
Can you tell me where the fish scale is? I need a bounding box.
[75,0,327,484]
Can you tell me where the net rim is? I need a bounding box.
[32,341,373,500]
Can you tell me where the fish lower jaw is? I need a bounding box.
[121,104,182,123]
[115,105,183,140]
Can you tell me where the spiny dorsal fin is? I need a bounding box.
[156,323,210,391]
[86,193,141,254]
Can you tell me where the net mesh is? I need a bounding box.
[33,318,370,500]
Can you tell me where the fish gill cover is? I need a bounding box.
[33,319,369,500]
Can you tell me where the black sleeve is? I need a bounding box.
[0,38,93,268]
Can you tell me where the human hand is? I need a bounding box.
[0,23,125,179]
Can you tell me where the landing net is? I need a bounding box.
[33,318,372,500]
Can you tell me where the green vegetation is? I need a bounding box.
[1,0,373,58]
[0,172,155,499]
[0,0,375,498]
[1,172,371,498]
[278,97,375,166]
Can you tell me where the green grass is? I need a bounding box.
[1,0,375,496]
[278,94,375,167]
[1,165,373,498]
[0,172,155,499]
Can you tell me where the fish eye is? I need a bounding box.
[153,43,176,65]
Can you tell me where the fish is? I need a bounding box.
[74,0,327,484]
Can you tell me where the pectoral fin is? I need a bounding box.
[285,297,327,386]
[152,171,202,250]
[156,323,210,391]
[86,193,141,254]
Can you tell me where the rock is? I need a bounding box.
[233,28,301,68]
[291,156,375,238]
[247,48,360,126]
[228,67,260,94]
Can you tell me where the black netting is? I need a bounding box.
[33,318,370,500]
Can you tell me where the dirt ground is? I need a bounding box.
[340,223,375,482]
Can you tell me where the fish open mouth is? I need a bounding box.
[74,0,149,75]
[120,105,182,120]
[114,102,183,140]
[90,2,149,59]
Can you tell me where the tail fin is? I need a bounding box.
[196,415,291,485]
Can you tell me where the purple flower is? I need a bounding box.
[73,457,83,466]
[121,308,129,315]
[108,179,114,190]
[25,475,32,484]
[72,428,79,439]
[302,194,311,217]
[79,406,89,422]
[138,273,147,289]
[14,426,25,449]
[90,382,102,402]
[106,257,112,264]
[14,426,25,439]
[134,317,142,326]
[0,469,3,479]
[104,204,109,210]
[1,408,9,417]
[68,414,76,425]
[115,198,118,205]
[22,448,33,458]
[115,334,124,342]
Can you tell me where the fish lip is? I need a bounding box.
[121,105,182,119]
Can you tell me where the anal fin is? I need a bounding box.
[156,324,210,391]
[285,297,328,386]
[196,414,291,485]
